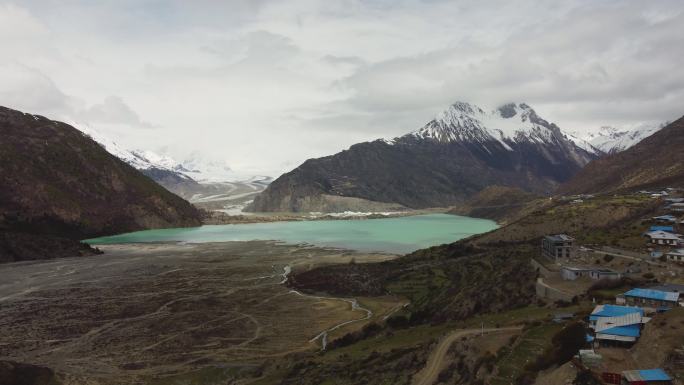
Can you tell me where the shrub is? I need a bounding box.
[603,254,614,262]
[386,314,410,329]
[527,322,588,371]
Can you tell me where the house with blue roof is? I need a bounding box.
[588,305,645,346]
[622,368,672,384]
[622,288,681,310]
[652,215,678,223]
[649,225,675,233]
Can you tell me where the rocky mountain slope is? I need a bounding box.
[0,106,202,262]
[249,102,599,212]
[582,123,665,154]
[559,116,684,194]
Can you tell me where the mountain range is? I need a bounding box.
[560,116,684,194]
[580,123,665,154]
[76,125,272,213]
[0,106,202,262]
[248,102,601,212]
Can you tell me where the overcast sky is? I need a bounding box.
[2,0,683,175]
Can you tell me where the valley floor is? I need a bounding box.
[0,241,401,385]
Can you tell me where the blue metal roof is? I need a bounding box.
[624,288,680,302]
[638,369,671,381]
[650,225,674,232]
[590,305,643,319]
[599,324,640,337]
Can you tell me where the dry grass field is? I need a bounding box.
[0,241,400,385]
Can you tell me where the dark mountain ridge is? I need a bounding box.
[0,106,202,262]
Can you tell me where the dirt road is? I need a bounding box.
[413,326,522,385]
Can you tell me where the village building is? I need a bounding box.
[652,215,678,223]
[560,266,590,280]
[560,266,621,281]
[621,288,680,310]
[590,268,621,280]
[589,305,645,347]
[577,349,602,368]
[644,230,682,246]
[665,249,684,262]
[621,369,672,385]
[541,234,574,260]
[649,225,675,233]
[669,202,684,212]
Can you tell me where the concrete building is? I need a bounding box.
[669,202,684,212]
[665,249,684,262]
[560,266,590,280]
[560,266,621,281]
[542,234,574,260]
[644,230,682,246]
[590,268,621,281]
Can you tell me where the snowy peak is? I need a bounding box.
[75,124,267,184]
[583,123,665,154]
[77,127,192,180]
[408,101,598,155]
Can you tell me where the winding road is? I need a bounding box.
[412,326,522,385]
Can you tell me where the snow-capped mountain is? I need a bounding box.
[582,123,665,154]
[406,102,600,156]
[180,152,244,183]
[249,101,600,212]
[76,123,192,178]
[75,124,271,214]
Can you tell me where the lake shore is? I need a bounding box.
[86,213,499,255]
[201,207,451,225]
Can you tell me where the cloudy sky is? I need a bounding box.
[2,0,683,176]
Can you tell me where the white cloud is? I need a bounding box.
[0,0,683,175]
[79,95,156,128]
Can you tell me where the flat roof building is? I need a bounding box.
[542,234,574,261]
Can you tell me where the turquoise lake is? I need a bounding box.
[85,214,498,254]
